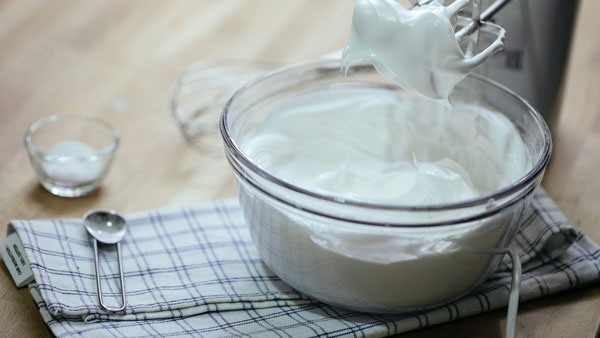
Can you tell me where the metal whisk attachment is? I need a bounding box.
[413,0,512,42]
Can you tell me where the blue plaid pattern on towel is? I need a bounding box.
[7,188,600,337]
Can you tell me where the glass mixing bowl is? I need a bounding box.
[220,59,552,313]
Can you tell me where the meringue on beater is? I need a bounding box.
[342,0,505,101]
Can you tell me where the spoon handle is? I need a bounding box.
[93,239,127,312]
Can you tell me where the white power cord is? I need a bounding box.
[504,249,521,338]
[471,248,521,338]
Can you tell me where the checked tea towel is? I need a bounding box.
[4,188,600,337]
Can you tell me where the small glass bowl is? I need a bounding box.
[24,115,119,198]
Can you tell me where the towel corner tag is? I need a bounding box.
[1,233,34,287]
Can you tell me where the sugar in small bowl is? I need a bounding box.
[24,115,119,197]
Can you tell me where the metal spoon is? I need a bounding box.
[84,210,127,312]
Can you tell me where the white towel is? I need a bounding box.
[5,188,599,337]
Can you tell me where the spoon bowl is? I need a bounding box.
[84,210,127,244]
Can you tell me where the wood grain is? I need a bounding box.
[0,1,598,337]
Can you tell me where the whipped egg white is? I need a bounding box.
[342,0,504,102]
[240,87,528,205]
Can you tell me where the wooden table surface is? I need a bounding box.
[0,1,598,337]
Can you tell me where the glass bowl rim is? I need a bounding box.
[220,59,552,213]
[24,114,120,162]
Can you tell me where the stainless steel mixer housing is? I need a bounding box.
[475,0,579,127]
